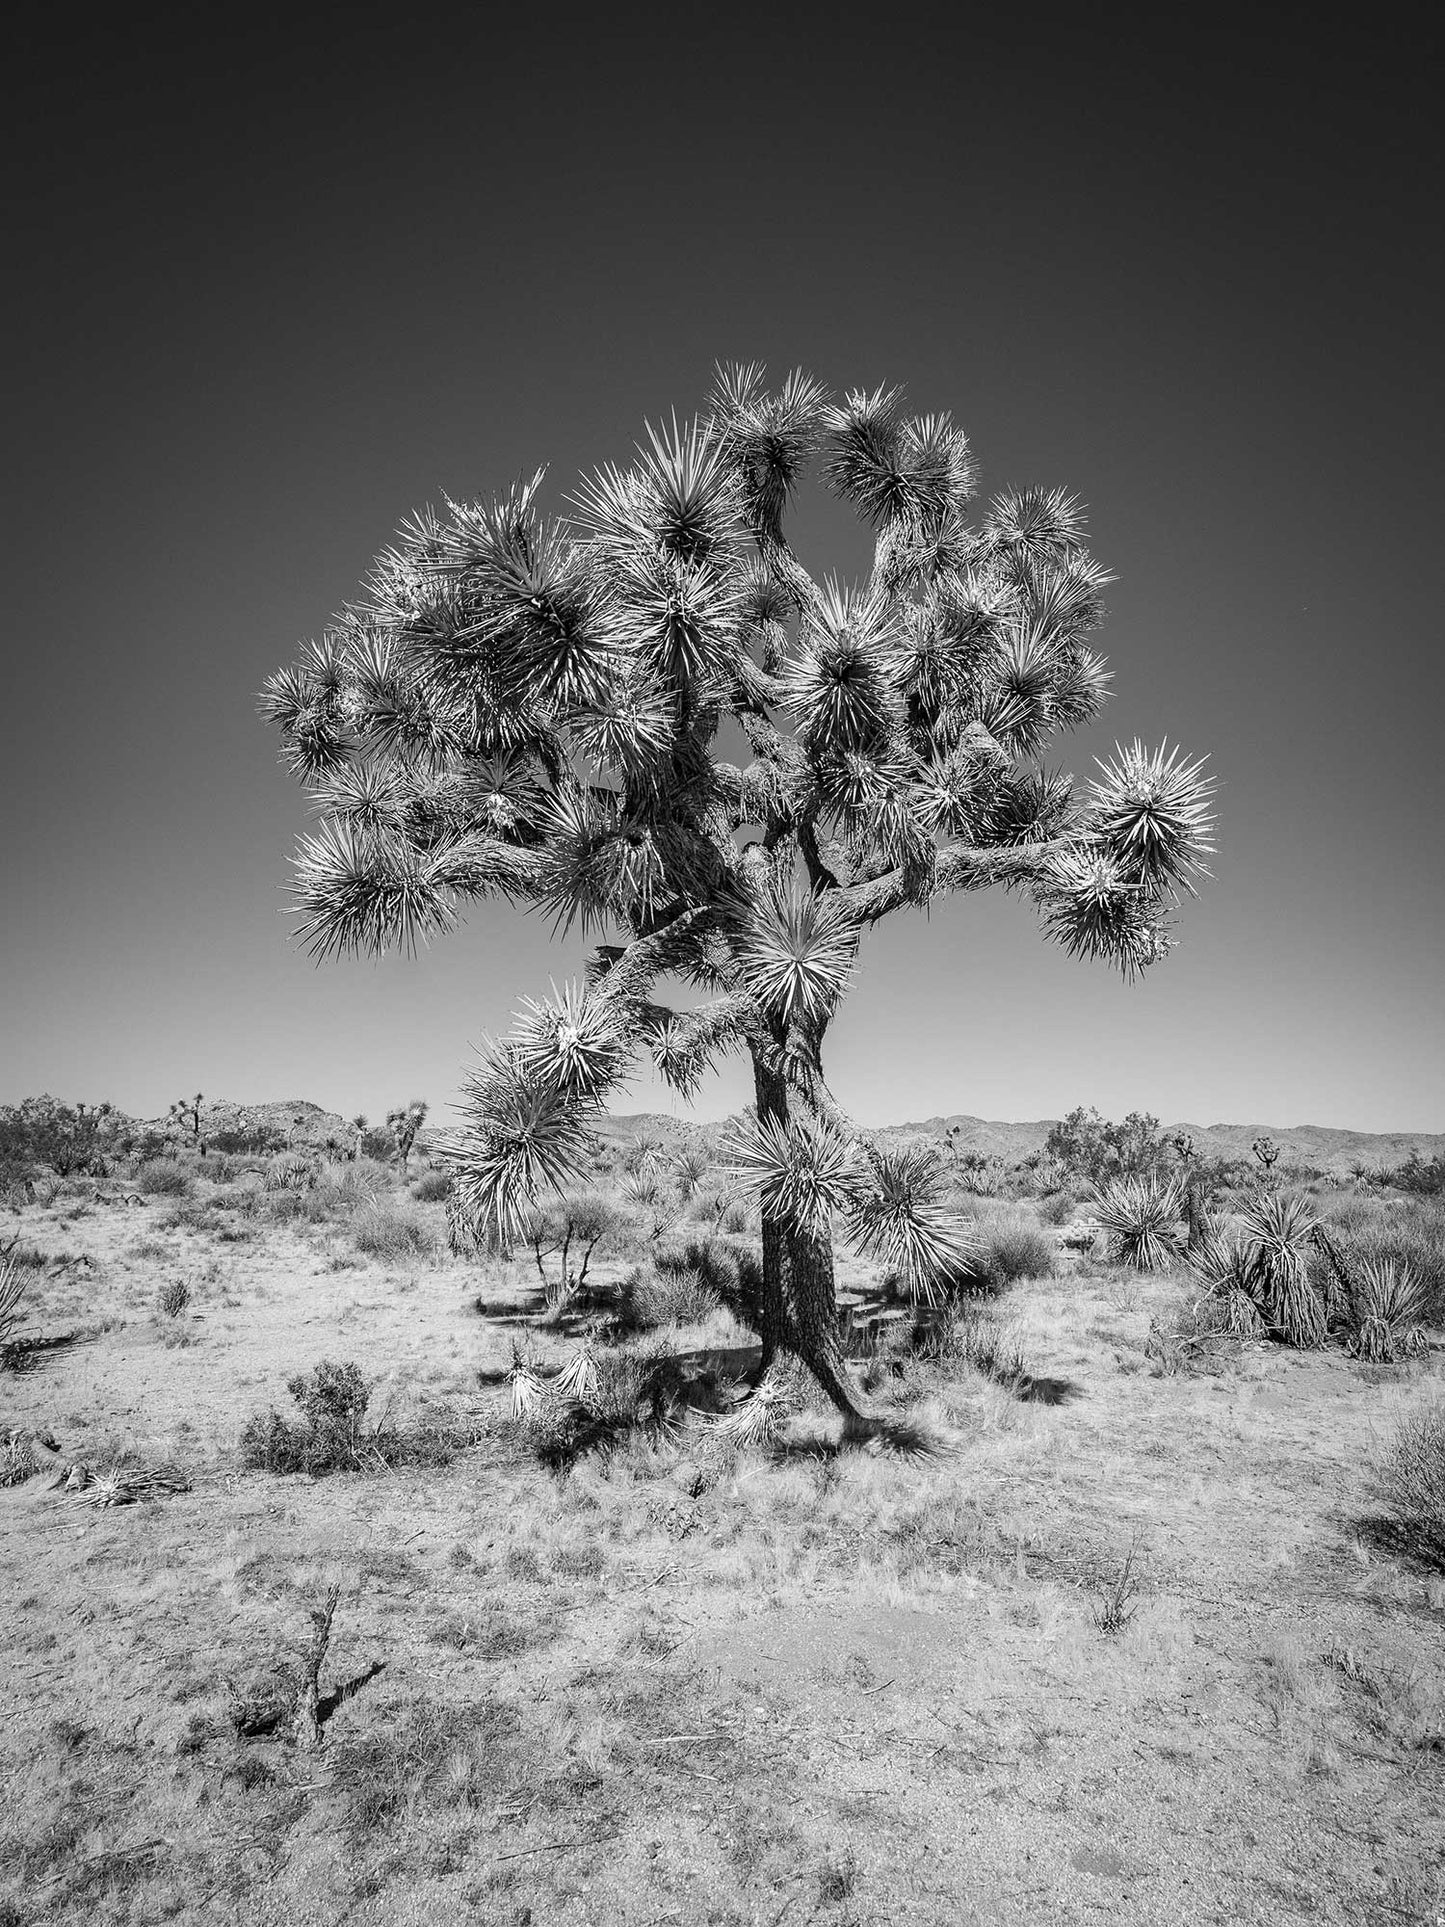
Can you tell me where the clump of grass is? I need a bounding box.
[352,1204,436,1262]
[959,1211,1056,1291]
[617,1251,725,1329]
[411,1168,452,1203]
[135,1158,192,1197]
[330,1698,522,1838]
[1093,1534,1145,1633]
[1379,1402,1445,1568]
[155,1278,190,1319]
[922,1304,1029,1390]
[1037,1191,1075,1227]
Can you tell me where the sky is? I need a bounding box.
[3,8,1442,1133]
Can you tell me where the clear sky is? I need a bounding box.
[4,9,1441,1132]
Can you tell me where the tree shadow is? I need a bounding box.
[2,1328,100,1373]
[1016,1373,1082,1406]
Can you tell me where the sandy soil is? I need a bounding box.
[2,1173,1442,1926]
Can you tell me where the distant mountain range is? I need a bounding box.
[600,1112,1444,1176]
[124,1099,1441,1177]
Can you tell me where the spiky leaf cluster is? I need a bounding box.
[264,364,1213,1234]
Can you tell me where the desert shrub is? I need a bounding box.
[1046,1106,1171,1187]
[352,1204,436,1262]
[208,1124,289,1156]
[135,1158,192,1197]
[1037,1190,1075,1227]
[265,1151,317,1193]
[519,1191,618,1310]
[1379,1403,1445,1568]
[923,1303,1029,1388]
[958,1211,1056,1291]
[0,1096,121,1176]
[1313,1199,1445,1328]
[1387,1152,1445,1197]
[586,1347,655,1425]
[618,1261,721,1328]
[155,1279,191,1319]
[240,1359,376,1474]
[411,1168,452,1203]
[1092,1174,1184,1271]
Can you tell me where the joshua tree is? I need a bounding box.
[386,1100,428,1174]
[1252,1135,1280,1181]
[260,365,1214,1435]
[350,1113,368,1161]
[169,1094,204,1142]
[1168,1130,1206,1252]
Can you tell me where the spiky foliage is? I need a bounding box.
[263,365,1214,1421]
[1190,1229,1266,1337]
[1092,1174,1184,1271]
[844,1144,979,1303]
[721,1112,864,1242]
[1239,1191,1323,1347]
[0,1259,30,1354]
[1346,1258,1428,1363]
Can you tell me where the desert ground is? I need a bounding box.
[2,1113,1443,1927]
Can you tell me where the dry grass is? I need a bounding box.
[1,1167,1442,1925]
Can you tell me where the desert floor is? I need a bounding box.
[2,1173,1443,1927]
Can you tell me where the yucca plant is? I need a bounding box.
[0,1258,31,1357]
[1091,1174,1184,1271]
[1238,1191,1323,1347]
[1190,1228,1266,1337]
[262,365,1214,1437]
[1346,1257,1428,1363]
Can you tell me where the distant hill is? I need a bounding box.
[79,1099,1439,1177]
[603,1111,1444,1176]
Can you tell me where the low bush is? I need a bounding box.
[1387,1152,1445,1197]
[1037,1191,1075,1227]
[958,1212,1056,1292]
[238,1359,463,1476]
[411,1168,452,1203]
[1379,1402,1445,1568]
[618,1234,761,1330]
[207,1125,290,1156]
[618,1262,721,1328]
[923,1304,1029,1389]
[135,1158,192,1197]
[1313,1199,1445,1327]
[155,1279,190,1319]
[352,1204,436,1262]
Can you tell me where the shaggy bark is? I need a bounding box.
[750,1050,880,1435]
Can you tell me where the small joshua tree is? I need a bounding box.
[350,1113,368,1161]
[1252,1135,1281,1182]
[386,1101,428,1175]
[261,365,1214,1436]
[169,1094,204,1149]
[1168,1130,1206,1253]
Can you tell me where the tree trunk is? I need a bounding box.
[749,1047,880,1436]
[1184,1177,1206,1254]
